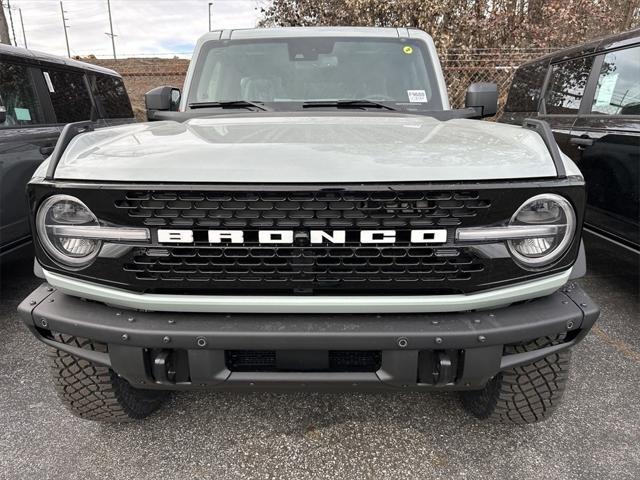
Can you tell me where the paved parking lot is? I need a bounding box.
[0,235,638,480]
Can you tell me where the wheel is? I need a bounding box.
[47,334,168,422]
[460,336,572,424]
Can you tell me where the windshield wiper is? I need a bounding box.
[188,100,271,111]
[302,100,396,111]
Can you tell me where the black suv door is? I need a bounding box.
[538,55,596,159]
[0,58,59,257]
[564,44,640,251]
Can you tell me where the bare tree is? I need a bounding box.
[260,0,640,52]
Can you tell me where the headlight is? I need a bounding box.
[507,194,576,267]
[36,195,101,268]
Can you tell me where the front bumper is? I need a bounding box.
[18,283,598,391]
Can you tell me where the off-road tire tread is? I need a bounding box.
[461,336,571,424]
[48,333,166,422]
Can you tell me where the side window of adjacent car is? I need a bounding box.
[0,60,46,127]
[591,45,640,115]
[504,61,548,112]
[44,68,93,123]
[543,56,594,114]
[91,74,134,119]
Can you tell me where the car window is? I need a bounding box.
[45,69,93,123]
[190,37,441,109]
[591,45,640,115]
[90,75,134,119]
[543,56,594,114]
[0,60,46,127]
[504,61,548,112]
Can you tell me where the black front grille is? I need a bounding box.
[28,181,585,295]
[115,190,491,229]
[115,188,489,293]
[124,245,484,292]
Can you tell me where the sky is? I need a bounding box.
[1,0,267,58]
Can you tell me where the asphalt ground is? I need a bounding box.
[0,235,638,480]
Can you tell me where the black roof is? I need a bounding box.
[520,27,640,67]
[0,43,120,76]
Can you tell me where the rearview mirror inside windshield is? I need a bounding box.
[288,38,335,61]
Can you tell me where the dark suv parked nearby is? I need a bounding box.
[501,29,639,253]
[0,44,134,261]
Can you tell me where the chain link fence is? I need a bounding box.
[443,66,517,116]
[441,48,555,117]
[86,50,553,120]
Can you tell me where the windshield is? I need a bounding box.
[188,37,443,110]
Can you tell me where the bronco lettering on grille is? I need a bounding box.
[157,229,448,244]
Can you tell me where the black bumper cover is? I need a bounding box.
[18,283,599,391]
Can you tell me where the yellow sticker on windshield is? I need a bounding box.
[403,45,413,54]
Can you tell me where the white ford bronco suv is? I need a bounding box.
[19,27,599,424]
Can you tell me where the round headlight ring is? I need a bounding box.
[36,194,102,268]
[507,194,576,268]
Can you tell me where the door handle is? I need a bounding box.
[569,137,595,149]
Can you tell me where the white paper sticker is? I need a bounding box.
[594,73,618,107]
[407,90,427,103]
[43,71,55,93]
[14,107,31,121]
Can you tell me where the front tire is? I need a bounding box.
[48,334,168,422]
[460,336,572,424]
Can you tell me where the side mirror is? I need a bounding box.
[145,86,181,119]
[465,82,498,118]
[0,106,6,124]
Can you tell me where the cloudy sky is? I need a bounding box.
[2,0,266,58]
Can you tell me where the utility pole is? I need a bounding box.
[60,1,70,57]
[106,0,116,59]
[208,2,213,31]
[19,7,26,48]
[0,1,11,45]
[6,0,16,46]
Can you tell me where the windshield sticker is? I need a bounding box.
[403,45,413,55]
[407,90,427,103]
[43,72,55,93]
[14,108,32,121]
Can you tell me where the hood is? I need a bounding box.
[52,115,563,183]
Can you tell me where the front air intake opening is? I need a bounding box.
[225,350,382,372]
